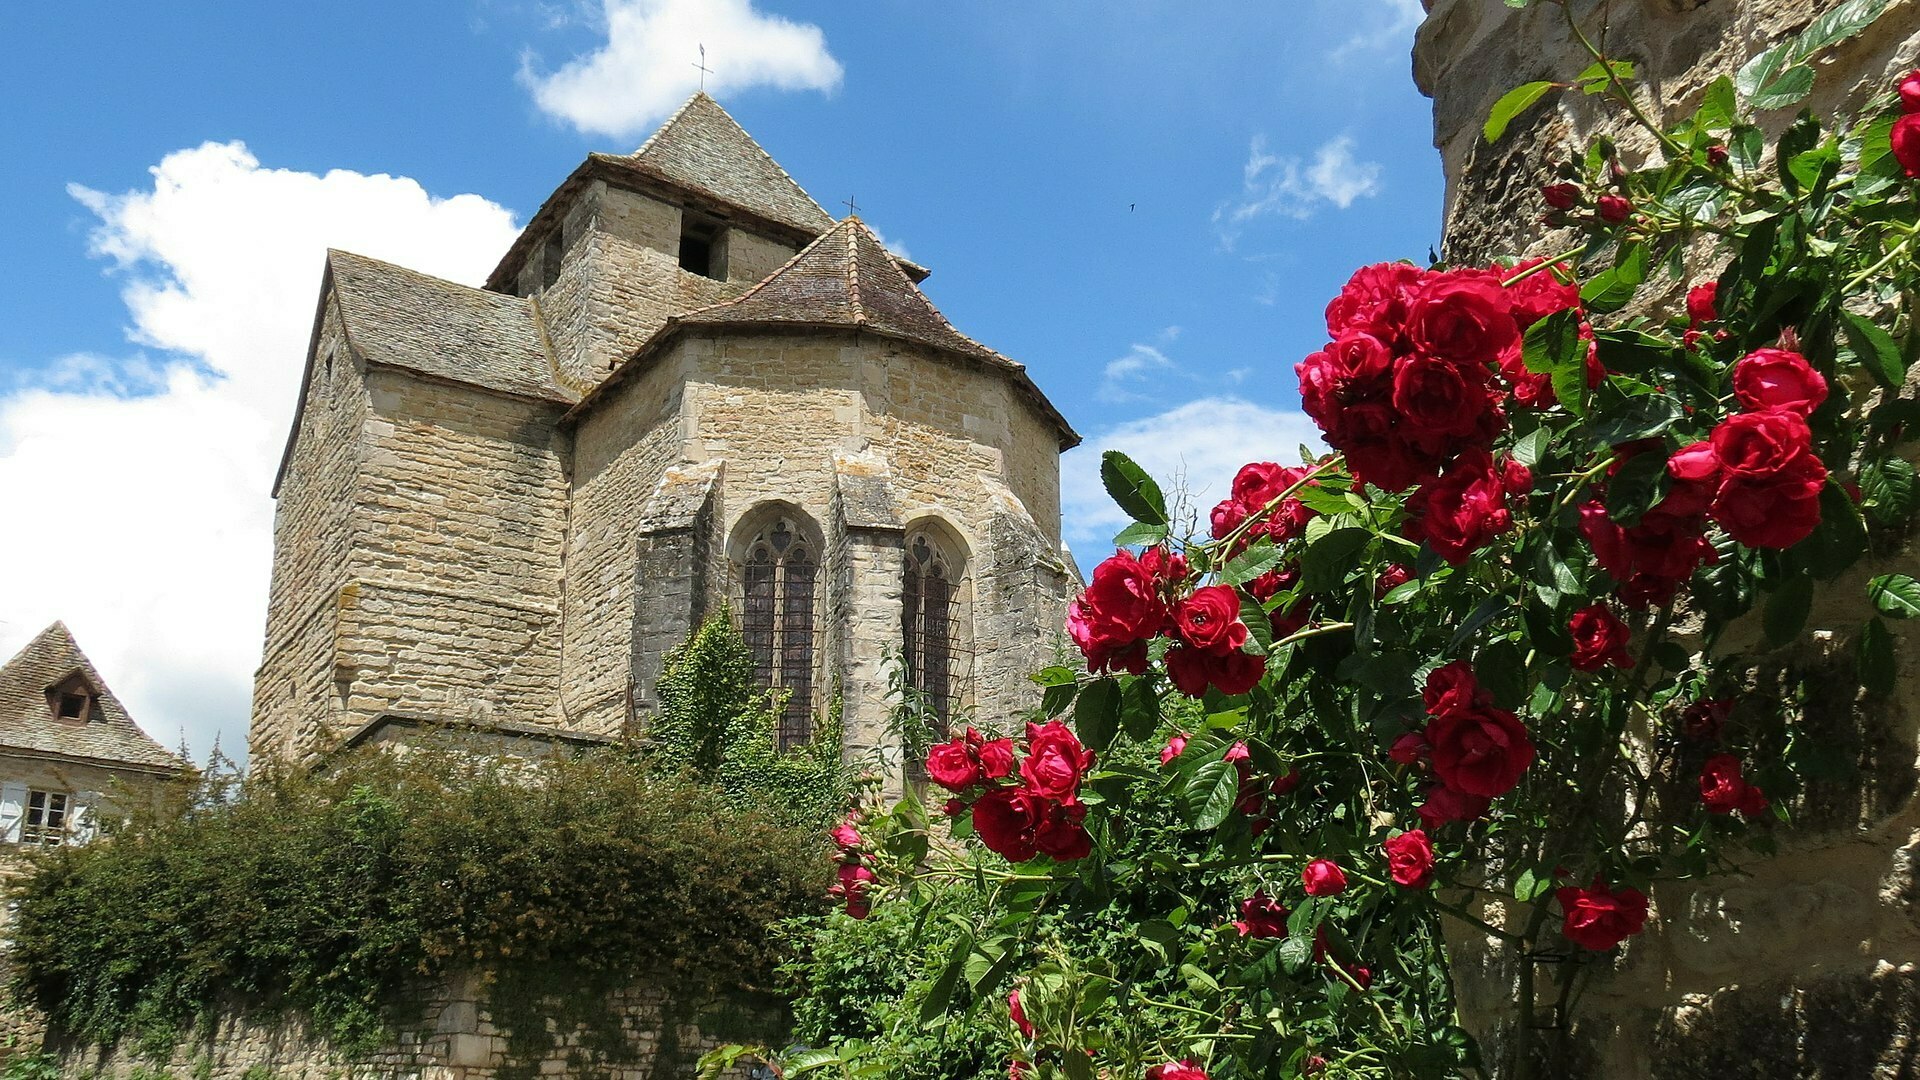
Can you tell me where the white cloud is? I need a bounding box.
[1331,0,1426,63]
[1098,327,1183,404]
[0,142,521,763]
[522,0,843,140]
[1060,397,1325,556]
[1214,134,1384,249]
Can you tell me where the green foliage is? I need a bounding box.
[656,612,857,828]
[652,611,761,776]
[8,747,829,1058]
[0,1052,60,1080]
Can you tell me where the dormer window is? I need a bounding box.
[47,674,94,724]
[679,214,728,280]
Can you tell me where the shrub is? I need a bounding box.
[8,747,830,1055]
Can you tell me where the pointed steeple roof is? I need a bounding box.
[628,93,835,236]
[0,623,181,772]
[571,218,1078,447]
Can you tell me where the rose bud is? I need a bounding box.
[1542,182,1581,210]
[1597,195,1633,223]
[1707,144,1730,167]
[1302,858,1349,897]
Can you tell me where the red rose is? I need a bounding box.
[1732,348,1827,417]
[1174,585,1250,654]
[1375,563,1414,599]
[1423,660,1490,717]
[1388,731,1430,765]
[1008,989,1033,1038]
[926,738,985,791]
[1406,270,1519,365]
[1031,798,1092,861]
[1328,329,1395,380]
[1707,144,1730,167]
[1667,439,1722,494]
[1067,549,1165,675]
[1578,497,1718,607]
[1393,355,1490,437]
[1680,698,1732,741]
[1502,260,1581,329]
[1713,408,1816,479]
[1542,183,1580,210]
[1302,858,1348,897]
[1383,829,1436,888]
[1159,732,1189,766]
[971,787,1042,862]
[1325,261,1428,338]
[1233,890,1289,938]
[1902,69,1920,112]
[1699,753,1767,817]
[1138,545,1189,585]
[1686,281,1719,325]
[830,816,863,850]
[1212,461,1319,544]
[1568,604,1634,672]
[1021,720,1093,801]
[1556,878,1649,950]
[1597,194,1633,223]
[1418,784,1492,827]
[1712,462,1826,548]
[1146,1062,1210,1080]
[1895,113,1920,177]
[977,736,1016,780]
[1405,450,1524,565]
[1425,703,1535,798]
[1166,645,1266,698]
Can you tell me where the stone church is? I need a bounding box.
[250,94,1080,771]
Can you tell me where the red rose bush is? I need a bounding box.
[751,28,1920,1080]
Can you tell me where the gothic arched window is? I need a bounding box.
[902,531,962,726]
[741,517,817,750]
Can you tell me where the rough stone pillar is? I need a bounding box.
[831,454,907,790]
[972,475,1076,729]
[629,460,723,723]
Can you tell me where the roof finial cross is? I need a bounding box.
[693,44,713,91]
[842,196,861,217]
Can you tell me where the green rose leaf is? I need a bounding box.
[1868,574,1920,619]
[1100,450,1169,527]
[1840,310,1908,388]
[1484,81,1558,143]
[1184,758,1241,831]
[1860,617,1896,696]
[1073,676,1122,752]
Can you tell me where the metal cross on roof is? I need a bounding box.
[842,196,861,216]
[693,45,713,91]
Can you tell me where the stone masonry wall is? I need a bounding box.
[252,299,369,761]
[330,371,572,745]
[7,967,782,1080]
[1415,1,1920,1074]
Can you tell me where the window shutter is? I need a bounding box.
[0,783,26,844]
[70,793,99,844]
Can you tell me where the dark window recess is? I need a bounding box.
[679,216,727,280]
[47,677,94,724]
[741,518,816,751]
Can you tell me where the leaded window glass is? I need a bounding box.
[902,532,961,725]
[741,518,817,750]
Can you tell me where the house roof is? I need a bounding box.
[327,250,577,405]
[0,623,182,773]
[630,93,837,236]
[569,217,1080,448]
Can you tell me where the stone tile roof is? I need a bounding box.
[0,623,182,772]
[629,93,836,236]
[669,218,1079,446]
[327,250,576,404]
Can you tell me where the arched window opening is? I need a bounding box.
[741,517,817,750]
[902,531,963,729]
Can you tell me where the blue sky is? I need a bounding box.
[0,1,1441,759]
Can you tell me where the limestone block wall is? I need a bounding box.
[10,967,782,1080]
[328,371,571,744]
[533,181,790,388]
[252,300,370,761]
[1415,1,1920,1074]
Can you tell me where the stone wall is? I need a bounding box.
[6,967,782,1080]
[1415,0,1920,1074]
